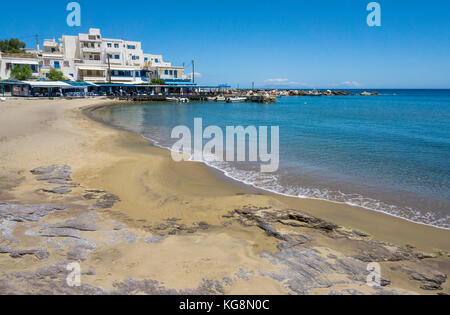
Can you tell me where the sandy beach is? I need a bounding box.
[0,98,448,295]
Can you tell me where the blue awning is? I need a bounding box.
[62,81,98,87]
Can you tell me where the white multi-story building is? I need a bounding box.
[0,51,40,80]
[0,28,187,83]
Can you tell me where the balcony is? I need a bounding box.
[83,59,104,64]
[82,47,102,53]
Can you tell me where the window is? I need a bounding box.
[54,61,60,69]
[174,70,178,78]
[144,57,148,61]
[107,43,112,48]
[165,70,168,75]
[114,43,119,48]
[169,70,173,75]
[108,54,113,58]
[127,45,136,50]
[115,55,120,59]
[155,58,159,63]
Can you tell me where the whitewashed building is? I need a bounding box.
[0,28,186,83]
[0,51,40,80]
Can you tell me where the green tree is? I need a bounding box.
[48,68,66,81]
[0,38,26,53]
[10,65,32,80]
[151,78,165,85]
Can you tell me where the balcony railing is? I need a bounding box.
[82,47,102,53]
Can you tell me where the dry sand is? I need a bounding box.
[0,98,448,295]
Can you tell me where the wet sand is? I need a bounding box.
[0,98,448,295]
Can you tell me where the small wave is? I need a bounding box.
[205,161,450,230]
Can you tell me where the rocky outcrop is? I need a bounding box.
[360,91,379,96]
[0,203,65,222]
[31,165,73,183]
[83,190,121,209]
[31,165,79,195]
[0,246,49,260]
[391,265,448,291]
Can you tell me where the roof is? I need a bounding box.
[0,79,23,84]
[4,59,39,65]
[22,81,73,88]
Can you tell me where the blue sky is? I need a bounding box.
[1,0,449,88]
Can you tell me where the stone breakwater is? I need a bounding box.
[228,89,379,97]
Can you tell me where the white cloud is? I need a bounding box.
[341,81,361,87]
[264,78,308,86]
[264,78,290,83]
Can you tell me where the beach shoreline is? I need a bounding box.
[0,98,448,295]
[85,101,450,252]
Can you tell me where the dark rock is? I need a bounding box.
[44,218,98,232]
[380,278,391,287]
[31,165,72,183]
[83,191,120,209]
[42,186,72,195]
[0,246,49,260]
[353,245,415,263]
[410,272,447,291]
[155,224,169,230]
[257,222,285,241]
[197,222,210,230]
[0,203,65,222]
[38,227,81,239]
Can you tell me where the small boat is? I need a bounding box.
[216,96,226,102]
[226,97,247,103]
[207,97,217,102]
[167,97,190,103]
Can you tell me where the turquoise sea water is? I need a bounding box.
[99,90,450,229]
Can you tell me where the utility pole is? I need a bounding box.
[252,82,255,90]
[192,60,195,84]
[35,34,39,51]
[107,54,111,83]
